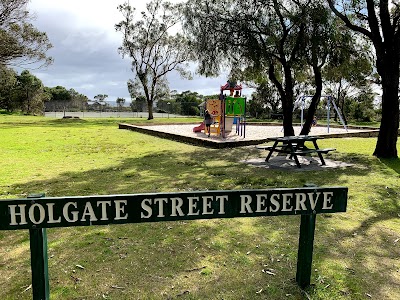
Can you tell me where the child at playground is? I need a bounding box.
[204,110,212,137]
[312,115,318,127]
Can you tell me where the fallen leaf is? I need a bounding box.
[111,285,124,289]
[262,269,276,276]
[21,284,32,293]
[176,290,189,296]
[185,266,206,272]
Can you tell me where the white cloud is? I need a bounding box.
[20,0,245,103]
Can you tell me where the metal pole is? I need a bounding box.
[327,97,331,133]
[28,194,49,300]
[331,97,348,131]
[296,213,316,289]
[301,96,304,128]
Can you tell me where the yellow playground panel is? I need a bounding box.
[205,99,223,136]
[206,99,222,115]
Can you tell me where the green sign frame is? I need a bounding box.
[0,186,348,299]
[1,187,347,230]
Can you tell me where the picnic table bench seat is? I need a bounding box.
[259,135,337,168]
[258,145,336,155]
[291,148,336,155]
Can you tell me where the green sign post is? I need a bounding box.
[0,186,347,299]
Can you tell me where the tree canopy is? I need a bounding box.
[327,0,399,157]
[0,0,52,67]
[184,0,398,157]
[116,0,192,120]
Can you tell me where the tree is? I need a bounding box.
[327,0,399,157]
[130,95,147,113]
[184,0,310,136]
[0,0,52,67]
[323,44,374,125]
[94,94,108,104]
[94,94,108,112]
[68,88,88,111]
[347,87,377,122]
[296,3,363,135]
[44,85,72,112]
[116,97,126,111]
[175,91,202,116]
[126,76,170,112]
[116,0,192,120]
[15,70,49,114]
[250,80,281,118]
[0,64,18,111]
[47,86,72,102]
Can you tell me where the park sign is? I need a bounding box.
[0,186,348,299]
[0,187,347,230]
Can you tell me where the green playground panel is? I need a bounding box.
[225,96,245,115]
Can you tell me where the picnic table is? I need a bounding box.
[259,135,336,168]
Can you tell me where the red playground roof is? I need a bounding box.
[220,82,242,90]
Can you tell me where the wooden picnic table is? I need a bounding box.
[260,135,336,168]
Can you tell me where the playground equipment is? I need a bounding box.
[294,95,348,133]
[193,82,247,138]
[192,122,205,133]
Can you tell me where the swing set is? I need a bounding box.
[294,95,348,133]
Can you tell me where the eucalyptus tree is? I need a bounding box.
[323,41,374,125]
[68,88,89,110]
[94,94,108,104]
[0,0,52,67]
[327,0,399,157]
[296,2,370,135]
[116,0,192,120]
[250,80,281,118]
[126,76,170,113]
[184,0,311,136]
[116,97,126,111]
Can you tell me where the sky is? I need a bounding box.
[23,0,234,103]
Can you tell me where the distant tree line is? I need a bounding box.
[130,90,204,116]
[0,66,91,114]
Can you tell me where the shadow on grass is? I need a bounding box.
[1,149,393,299]
[5,149,373,198]
[306,178,400,299]
[379,157,400,174]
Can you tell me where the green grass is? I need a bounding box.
[0,115,399,299]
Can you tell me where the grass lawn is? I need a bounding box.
[0,115,399,299]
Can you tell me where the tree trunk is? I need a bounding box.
[283,65,295,136]
[147,100,154,120]
[282,95,295,136]
[373,69,399,157]
[373,40,399,158]
[300,64,322,136]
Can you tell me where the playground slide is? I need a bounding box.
[193,122,205,132]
